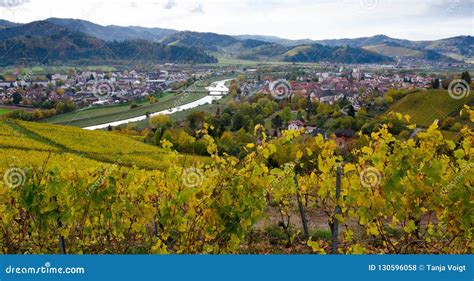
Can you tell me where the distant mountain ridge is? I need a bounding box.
[238,34,472,62]
[282,44,394,63]
[0,18,471,65]
[45,18,177,42]
[0,21,216,66]
[235,34,316,47]
[0,19,19,29]
[157,30,394,63]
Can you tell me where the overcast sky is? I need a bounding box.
[0,0,472,40]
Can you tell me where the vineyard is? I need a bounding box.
[388,89,473,127]
[0,108,473,254]
[0,123,59,152]
[1,121,207,171]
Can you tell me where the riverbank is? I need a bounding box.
[83,79,232,130]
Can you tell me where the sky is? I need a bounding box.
[0,0,472,40]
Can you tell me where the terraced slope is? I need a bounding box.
[388,90,473,127]
[0,120,208,171]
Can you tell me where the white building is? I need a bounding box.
[206,83,229,96]
[52,74,68,81]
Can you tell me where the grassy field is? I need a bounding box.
[0,120,208,171]
[388,89,473,127]
[0,65,117,77]
[208,56,322,67]
[212,57,275,66]
[44,92,173,123]
[284,45,312,57]
[0,105,35,115]
[45,91,208,127]
[0,108,12,115]
[363,44,423,57]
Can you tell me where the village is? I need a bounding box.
[0,65,437,116]
[0,65,217,108]
[241,67,435,109]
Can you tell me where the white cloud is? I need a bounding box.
[0,0,471,40]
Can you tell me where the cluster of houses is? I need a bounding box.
[0,67,220,107]
[240,69,435,111]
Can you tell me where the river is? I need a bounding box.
[83,79,232,130]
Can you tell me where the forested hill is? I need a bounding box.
[0,21,217,66]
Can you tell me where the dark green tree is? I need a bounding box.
[461,71,471,84]
[232,113,244,131]
[431,78,440,89]
[12,92,22,104]
[271,114,283,129]
[296,110,305,121]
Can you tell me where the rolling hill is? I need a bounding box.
[388,89,473,127]
[363,44,424,57]
[238,34,472,63]
[159,31,240,51]
[362,42,455,62]
[0,21,217,65]
[235,34,315,46]
[159,30,394,63]
[0,19,395,64]
[314,34,468,62]
[0,18,471,64]
[45,17,177,42]
[420,36,474,62]
[158,30,289,60]
[0,120,207,171]
[0,20,69,40]
[0,19,19,29]
[282,44,394,64]
[315,34,415,48]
